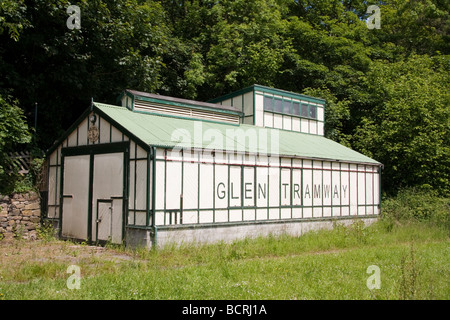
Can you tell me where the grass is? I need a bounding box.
[0,189,448,300]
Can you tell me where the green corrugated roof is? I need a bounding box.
[94,102,380,165]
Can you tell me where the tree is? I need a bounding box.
[0,95,32,193]
[160,0,295,99]
[0,0,28,41]
[352,54,450,195]
[370,0,450,57]
[1,0,448,196]
[302,87,351,146]
[0,0,171,150]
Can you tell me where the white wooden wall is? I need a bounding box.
[153,148,380,227]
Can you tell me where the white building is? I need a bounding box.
[44,85,382,248]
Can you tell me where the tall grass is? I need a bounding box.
[0,188,448,300]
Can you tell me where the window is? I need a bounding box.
[309,105,317,119]
[292,102,300,116]
[283,100,291,114]
[263,96,273,111]
[301,103,308,117]
[263,95,320,120]
[274,98,283,113]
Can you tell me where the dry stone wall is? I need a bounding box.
[0,192,41,240]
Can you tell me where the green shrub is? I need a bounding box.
[381,188,450,232]
[36,221,57,242]
[0,95,32,194]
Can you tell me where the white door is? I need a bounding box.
[91,152,124,243]
[61,155,90,240]
[96,200,113,241]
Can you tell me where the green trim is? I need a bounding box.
[154,214,379,231]
[154,203,377,212]
[357,164,359,215]
[116,90,134,110]
[212,153,215,223]
[133,144,137,224]
[198,151,201,222]
[252,89,256,126]
[126,212,379,232]
[290,158,293,218]
[146,149,151,227]
[278,157,281,219]
[123,143,130,241]
[56,147,60,211]
[116,92,124,105]
[180,149,184,224]
[87,153,94,242]
[58,151,64,238]
[126,225,150,230]
[128,92,135,111]
[61,141,130,157]
[227,155,230,221]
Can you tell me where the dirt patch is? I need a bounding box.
[0,239,143,282]
[1,239,136,262]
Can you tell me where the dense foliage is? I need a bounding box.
[0,0,448,195]
[0,95,32,192]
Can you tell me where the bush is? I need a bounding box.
[36,221,57,242]
[0,95,32,194]
[381,188,450,231]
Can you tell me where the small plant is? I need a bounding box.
[12,223,25,240]
[36,220,57,242]
[332,219,372,246]
[349,219,371,243]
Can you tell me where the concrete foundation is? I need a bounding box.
[125,216,378,249]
